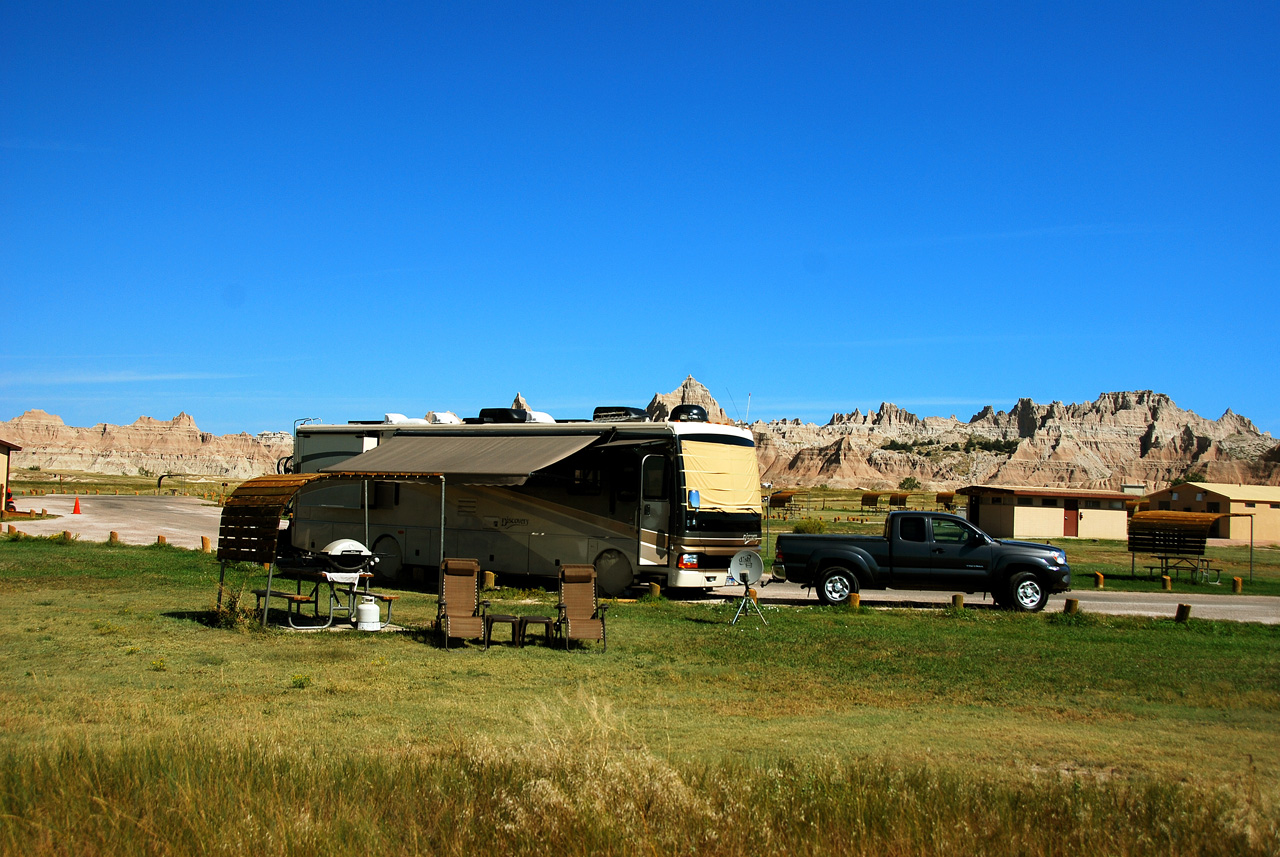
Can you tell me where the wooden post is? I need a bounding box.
[201,536,211,553]
[108,531,119,545]
[951,593,964,610]
[1094,572,1104,589]
[1175,603,1192,623]
[157,535,167,545]
[1161,575,1172,591]
[1232,577,1243,593]
[62,531,71,540]
[6,525,15,534]
[483,570,496,590]
[849,592,861,609]
[1064,598,1080,614]
[648,582,660,598]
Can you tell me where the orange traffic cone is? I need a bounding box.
[73,498,81,515]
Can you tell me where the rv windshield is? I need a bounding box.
[679,438,761,514]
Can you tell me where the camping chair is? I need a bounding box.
[555,564,608,652]
[436,558,487,649]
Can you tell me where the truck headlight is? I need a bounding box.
[1050,551,1066,565]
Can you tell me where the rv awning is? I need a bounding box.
[319,434,599,485]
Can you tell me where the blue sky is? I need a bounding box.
[2,2,1277,436]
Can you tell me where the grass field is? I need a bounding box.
[2,533,1278,854]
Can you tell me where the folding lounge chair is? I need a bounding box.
[555,564,608,652]
[436,558,487,649]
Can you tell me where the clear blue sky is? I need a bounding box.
[3,2,1277,436]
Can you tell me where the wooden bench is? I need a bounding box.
[251,588,318,628]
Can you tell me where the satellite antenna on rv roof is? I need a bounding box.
[729,549,768,626]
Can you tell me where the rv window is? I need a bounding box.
[570,467,601,495]
[371,481,399,509]
[642,457,667,501]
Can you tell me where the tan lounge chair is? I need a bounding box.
[555,564,608,652]
[437,558,487,649]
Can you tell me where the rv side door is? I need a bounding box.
[638,454,670,565]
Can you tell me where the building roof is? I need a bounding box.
[1155,482,1280,503]
[0,438,21,452]
[956,485,1132,500]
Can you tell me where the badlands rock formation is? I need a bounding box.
[645,375,729,422]
[3,383,1276,490]
[1,410,291,480]
[751,389,1279,491]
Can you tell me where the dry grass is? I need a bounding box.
[1,536,1278,854]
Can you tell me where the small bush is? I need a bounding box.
[291,674,313,689]
[898,476,922,491]
[792,518,827,534]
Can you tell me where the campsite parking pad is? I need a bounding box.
[5,494,223,551]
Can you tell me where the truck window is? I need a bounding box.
[899,516,927,542]
[931,518,971,544]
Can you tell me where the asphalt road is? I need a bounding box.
[7,494,1278,624]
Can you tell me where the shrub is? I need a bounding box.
[898,477,922,491]
[792,518,827,534]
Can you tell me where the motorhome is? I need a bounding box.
[283,405,762,595]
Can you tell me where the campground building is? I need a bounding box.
[957,485,1132,540]
[1,438,18,515]
[1144,482,1280,540]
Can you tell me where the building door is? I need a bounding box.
[1063,499,1079,537]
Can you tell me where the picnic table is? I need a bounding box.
[1142,554,1221,585]
[254,568,383,629]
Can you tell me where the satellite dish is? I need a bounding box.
[728,550,768,626]
[730,549,765,586]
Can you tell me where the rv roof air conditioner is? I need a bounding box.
[384,413,429,425]
[593,406,650,423]
[669,404,708,422]
[469,408,556,425]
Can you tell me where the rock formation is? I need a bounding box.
[645,376,729,422]
[3,384,1275,491]
[750,390,1278,491]
[1,410,292,480]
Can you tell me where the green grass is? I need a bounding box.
[1,535,1278,854]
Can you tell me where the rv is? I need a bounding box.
[284,405,762,595]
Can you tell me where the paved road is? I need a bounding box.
[712,579,1280,624]
[7,495,1278,624]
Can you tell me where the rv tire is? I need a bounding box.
[373,535,403,582]
[594,549,634,597]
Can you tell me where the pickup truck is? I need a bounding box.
[772,511,1071,611]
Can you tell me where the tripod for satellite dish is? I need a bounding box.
[728,549,768,626]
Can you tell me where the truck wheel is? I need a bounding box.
[817,567,857,605]
[1007,572,1048,612]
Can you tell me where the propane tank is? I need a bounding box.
[355,597,381,631]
